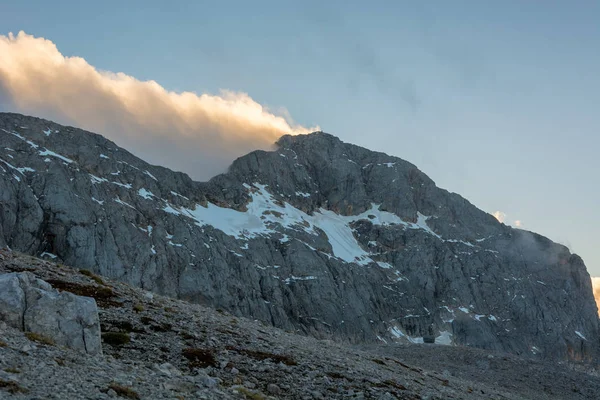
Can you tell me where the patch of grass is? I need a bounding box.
[4,264,35,273]
[138,316,171,332]
[91,275,104,285]
[149,322,172,332]
[0,340,7,347]
[182,347,218,368]
[101,320,144,334]
[233,385,267,400]
[179,331,196,341]
[382,380,408,391]
[102,332,130,346]
[326,371,352,381]
[79,269,105,284]
[46,279,120,307]
[4,367,20,374]
[226,346,297,366]
[0,379,28,394]
[140,316,155,325]
[133,303,144,312]
[79,269,94,277]
[108,383,140,399]
[25,332,54,346]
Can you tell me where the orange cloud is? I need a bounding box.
[492,211,506,223]
[592,277,600,316]
[0,31,318,179]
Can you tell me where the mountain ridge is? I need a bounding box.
[0,112,597,362]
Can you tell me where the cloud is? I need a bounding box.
[492,211,523,228]
[591,277,600,315]
[0,31,317,180]
[492,211,506,223]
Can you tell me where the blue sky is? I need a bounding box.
[1,1,599,275]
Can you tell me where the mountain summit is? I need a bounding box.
[0,112,597,361]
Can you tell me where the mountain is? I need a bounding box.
[0,112,598,362]
[5,249,600,399]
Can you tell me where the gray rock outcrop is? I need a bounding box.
[0,112,597,361]
[0,272,101,354]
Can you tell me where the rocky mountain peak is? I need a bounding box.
[1,112,598,362]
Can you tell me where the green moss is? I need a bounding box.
[3,368,20,374]
[102,332,131,346]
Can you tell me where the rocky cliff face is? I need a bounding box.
[0,112,597,361]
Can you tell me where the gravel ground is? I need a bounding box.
[1,249,599,399]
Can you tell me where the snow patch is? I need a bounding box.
[157,183,466,266]
[138,188,155,200]
[170,191,190,200]
[99,154,109,159]
[575,331,587,340]
[111,181,132,189]
[283,275,317,284]
[90,174,108,184]
[144,170,158,181]
[114,197,136,210]
[162,205,182,216]
[3,129,39,149]
[0,158,35,175]
[39,148,74,163]
[389,326,423,343]
[436,331,453,346]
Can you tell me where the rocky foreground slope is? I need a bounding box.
[1,249,600,400]
[0,112,598,361]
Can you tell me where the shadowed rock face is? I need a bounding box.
[0,112,598,361]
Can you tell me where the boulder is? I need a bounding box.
[0,272,102,354]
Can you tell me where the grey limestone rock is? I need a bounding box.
[0,271,101,354]
[0,112,598,362]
